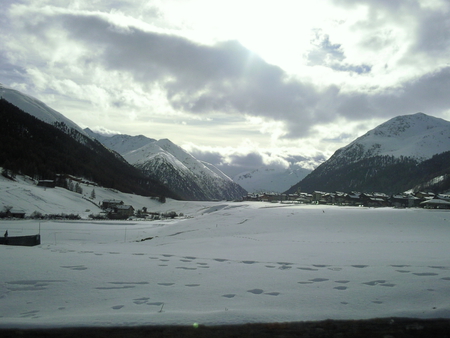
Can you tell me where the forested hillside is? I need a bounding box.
[286,152,450,194]
[0,99,179,198]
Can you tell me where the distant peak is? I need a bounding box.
[156,138,176,146]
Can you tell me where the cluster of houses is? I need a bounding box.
[243,191,450,209]
[100,199,171,219]
[101,199,135,219]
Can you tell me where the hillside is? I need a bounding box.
[0,84,87,136]
[87,131,247,201]
[286,113,450,194]
[0,99,178,198]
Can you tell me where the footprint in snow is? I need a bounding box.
[60,265,88,271]
[309,278,329,282]
[264,292,280,296]
[362,280,386,286]
[413,272,439,276]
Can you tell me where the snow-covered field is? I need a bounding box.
[1,176,450,328]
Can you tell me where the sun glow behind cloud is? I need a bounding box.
[2,0,450,174]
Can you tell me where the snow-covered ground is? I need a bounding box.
[1,176,450,328]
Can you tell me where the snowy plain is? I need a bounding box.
[1,175,450,328]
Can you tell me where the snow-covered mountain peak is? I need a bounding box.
[335,112,450,164]
[88,131,247,200]
[367,112,447,139]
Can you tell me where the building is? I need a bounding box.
[102,199,124,209]
[115,205,135,217]
[6,209,26,218]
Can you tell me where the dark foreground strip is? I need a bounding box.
[1,318,450,338]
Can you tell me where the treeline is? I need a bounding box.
[0,99,180,199]
[286,152,450,195]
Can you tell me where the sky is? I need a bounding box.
[1,0,450,173]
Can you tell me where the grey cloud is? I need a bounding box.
[332,0,449,58]
[307,31,345,65]
[307,30,371,74]
[413,10,450,56]
[336,67,450,120]
[11,8,450,140]
[188,148,263,177]
[0,52,27,85]
[42,13,327,135]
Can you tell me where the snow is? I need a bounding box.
[88,131,244,199]
[1,176,450,328]
[0,84,87,137]
[84,130,156,156]
[343,113,450,162]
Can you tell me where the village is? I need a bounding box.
[243,190,450,209]
[2,173,450,222]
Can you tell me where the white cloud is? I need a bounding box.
[1,0,450,170]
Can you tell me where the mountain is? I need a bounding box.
[0,97,178,198]
[286,113,450,194]
[233,165,311,193]
[85,130,156,155]
[86,130,247,201]
[0,84,87,136]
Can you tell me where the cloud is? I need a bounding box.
[2,1,450,156]
[335,66,450,120]
[7,7,328,136]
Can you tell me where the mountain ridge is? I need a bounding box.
[0,84,88,137]
[286,112,450,194]
[87,131,247,201]
[0,98,177,198]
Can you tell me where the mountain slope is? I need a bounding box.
[286,113,450,194]
[0,84,87,136]
[88,132,247,201]
[325,113,450,170]
[85,129,156,155]
[0,98,178,198]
